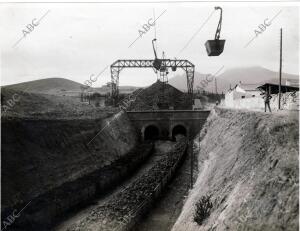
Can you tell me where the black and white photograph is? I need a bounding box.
[0,1,299,230]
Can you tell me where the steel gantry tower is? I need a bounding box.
[110,59,195,104]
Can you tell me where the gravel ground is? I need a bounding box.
[135,140,200,231]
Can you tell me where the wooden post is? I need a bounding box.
[190,140,193,188]
[279,28,282,110]
[215,78,219,102]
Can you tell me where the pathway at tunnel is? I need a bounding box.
[53,140,180,231]
[144,125,160,140]
[135,139,198,231]
[143,124,188,141]
[172,125,187,140]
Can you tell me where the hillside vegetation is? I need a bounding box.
[1,88,117,119]
[3,78,84,96]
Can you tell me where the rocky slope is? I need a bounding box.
[172,108,298,231]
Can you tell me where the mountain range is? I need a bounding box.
[168,66,299,93]
[2,66,298,96]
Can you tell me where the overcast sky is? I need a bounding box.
[0,2,299,87]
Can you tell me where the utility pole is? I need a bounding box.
[279,28,282,110]
[215,78,219,102]
[190,140,193,188]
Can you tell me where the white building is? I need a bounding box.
[224,82,299,111]
[193,98,203,110]
[225,83,262,107]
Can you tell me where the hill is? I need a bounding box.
[169,71,230,94]
[2,78,84,97]
[168,66,299,93]
[3,77,140,96]
[218,66,299,86]
[1,88,117,119]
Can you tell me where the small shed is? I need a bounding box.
[257,83,299,94]
[193,99,203,110]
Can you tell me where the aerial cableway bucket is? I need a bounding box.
[152,39,163,71]
[205,39,225,56]
[153,59,162,70]
[205,6,225,56]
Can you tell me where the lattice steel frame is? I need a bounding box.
[110,59,195,101]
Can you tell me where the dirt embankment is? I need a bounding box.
[1,111,138,229]
[172,108,299,231]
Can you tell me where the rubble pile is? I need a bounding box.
[130,81,190,110]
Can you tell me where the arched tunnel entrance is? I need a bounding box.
[172,125,187,141]
[144,125,159,141]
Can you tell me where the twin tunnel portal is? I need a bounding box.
[110,59,208,142]
[126,110,210,141]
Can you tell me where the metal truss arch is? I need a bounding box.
[110,59,195,103]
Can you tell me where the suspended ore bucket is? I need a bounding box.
[205,39,225,56]
[153,59,162,71]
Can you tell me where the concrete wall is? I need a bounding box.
[270,92,299,110]
[127,110,210,140]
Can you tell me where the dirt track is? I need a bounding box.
[135,141,199,231]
